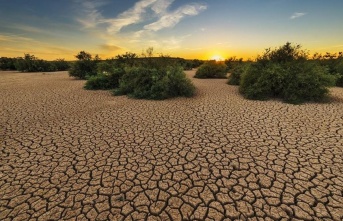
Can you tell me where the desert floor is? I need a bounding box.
[1,70,342,220]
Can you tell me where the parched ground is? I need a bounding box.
[0,70,342,221]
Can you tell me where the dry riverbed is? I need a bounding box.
[1,70,342,220]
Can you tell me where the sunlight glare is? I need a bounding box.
[210,55,224,61]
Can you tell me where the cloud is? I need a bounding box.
[290,12,306,19]
[78,0,207,34]
[151,0,173,14]
[75,0,108,28]
[100,44,122,51]
[144,4,207,31]
[0,33,38,43]
[104,0,158,33]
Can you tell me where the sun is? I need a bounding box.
[210,55,224,61]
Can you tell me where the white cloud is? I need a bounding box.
[104,0,157,33]
[290,12,306,20]
[78,0,207,33]
[151,0,173,14]
[144,4,207,31]
[75,0,108,28]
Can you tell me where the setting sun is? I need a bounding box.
[210,55,224,61]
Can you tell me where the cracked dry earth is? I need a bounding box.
[1,70,343,221]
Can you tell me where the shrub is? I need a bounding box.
[114,66,195,99]
[335,58,343,87]
[240,62,286,100]
[239,43,336,104]
[69,51,98,79]
[227,63,250,85]
[194,61,227,78]
[0,57,17,70]
[311,52,343,87]
[84,68,125,90]
[53,59,70,71]
[281,62,335,103]
[14,54,59,72]
[84,74,110,90]
[225,56,243,72]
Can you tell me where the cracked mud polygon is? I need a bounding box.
[1,71,342,220]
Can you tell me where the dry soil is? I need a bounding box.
[1,70,343,220]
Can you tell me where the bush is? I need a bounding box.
[335,59,343,87]
[84,68,125,90]
[14,54,58,72]
[52,59,70,71]
[227,63,250,85]
[0,57,17,70]
[194,61,227,78]
[84,74,110,90]
[239,43,336,104]
[69,51,98,79]
[114,66,195,99]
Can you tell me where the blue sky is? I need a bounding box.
[0,0,343,60]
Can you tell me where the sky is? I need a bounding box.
[0,0,343,60]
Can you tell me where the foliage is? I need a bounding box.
[15,54,54,72]
[0,57,17,70]
[69,51,99,79]
[115,52,138,68]
[194,61,227,78]
[84,74,110,90]
[227,63,250,85]
[225,56,243,72]
[84,68,126,90]
[1,55,70,72]
[312,52,343,87]
[52,59,70,71]
[334,58,343,86]
[239,43,336,104]
[114,65,195,99]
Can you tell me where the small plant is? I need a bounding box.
[194,61,227,78]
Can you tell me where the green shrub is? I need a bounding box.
[14,54,58,72]
[0,57,17,70]
[227,63,250,85]
[334,58,343,87]
[69,51,98,79]
[52,59,70,71]
[84,68,125,90]
[114,66,195,99]
[281,62,335,103]
[84,74,110,90]
[240,62,286,100]
[239,43,336,104]
[194,61,227,78]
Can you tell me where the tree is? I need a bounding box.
[69,51,98,79]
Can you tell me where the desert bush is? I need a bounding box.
[84,74,110,90]
[225,56,243,72]
[334,58,343,86]
[14,54,58,72]
[239,43,336,104]
[84,68,125,90]
[311,52,343,87]
[0,57,17,70]
[69,51,98,79]
[114,66,195,99]
[194,61,227,78]
[227,63,250,85]
[52,59,70,71]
